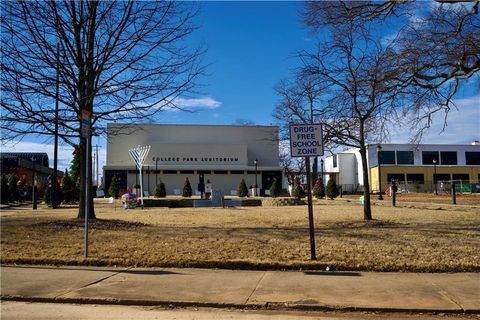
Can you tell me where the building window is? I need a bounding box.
[396,151,414,165]
[387,173,405,182]
[422,151,439,165]
[440,151,457,165]
[213,170,228,174]
[407,173,424,183]
[333,155,337,168]
[179,170,194,174]
[380,151,396,165]
[197,170,211,174]
[452,174,469,182]
[230,170,245,174]
[434,173,451,182]
[465,152,480,165]
[163,170,177,174]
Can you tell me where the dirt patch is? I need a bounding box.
[34,219,150,231]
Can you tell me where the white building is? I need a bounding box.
[324,142,480,194]
[104,124,284,196]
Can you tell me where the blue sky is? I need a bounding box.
[167,1,313,125]
[3,1,479,174]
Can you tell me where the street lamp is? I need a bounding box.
[254,158,258,197]
[31,156,37,210]
[153,157,159,186]
[147,165,150,195]
[376,145,384,200]
[320,159,324,183]
[433,158,438,195]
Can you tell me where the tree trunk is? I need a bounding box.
[77,136,96,219]
[312,157,318,185]
[359,146,372,220]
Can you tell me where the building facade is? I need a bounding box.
[324,142,480,194]
[104,124,283,196]
[0,152,63,197]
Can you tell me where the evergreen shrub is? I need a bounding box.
[237,178,248,197]
[269,178,281,198]
[182,177,192,197]
[292,178,305,199]
[312,177,325,199]
[154,181,167,198]
[108,175,120,199]
[326,178,340,200]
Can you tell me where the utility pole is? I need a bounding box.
[93,151,96,186]
[31,157,37,210]
[52,42,60,209]
[96,144,99,188]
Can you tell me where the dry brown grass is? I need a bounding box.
[1,198,479,272]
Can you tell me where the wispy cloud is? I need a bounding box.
[391,94,480,144]
[380,32,399,49]
[120,96,222,116]
[173,97,222,109]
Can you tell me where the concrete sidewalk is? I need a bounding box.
[1,265,479,313]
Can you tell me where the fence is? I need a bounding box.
[387,180,480,194]
[339,184,360,194]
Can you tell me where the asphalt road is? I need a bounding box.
[1,302,477,320]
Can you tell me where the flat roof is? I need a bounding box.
[107,123,278,129]
[367,143,479,147]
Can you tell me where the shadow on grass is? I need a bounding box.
[34,219,152,230]
[30,218,478,241]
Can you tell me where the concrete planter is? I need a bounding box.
[250,188,260,197]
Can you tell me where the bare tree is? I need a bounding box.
[278,140,306,187]
[1,1,204,218]
[303,1,479,138]
[299,13,418,220]
[297,0,478,219]
[273,74,327,187]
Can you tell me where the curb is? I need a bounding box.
[2,295,478,315]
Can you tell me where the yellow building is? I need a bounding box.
[324,143,480,194]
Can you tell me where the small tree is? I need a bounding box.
[1,175,9,204]
[292,177,305,200]
[326,178,339,200]
[269,178,281,198]
[62,169,75,204]
[237,179,248,197]
[182,177,192,197]
[70,151,81,188]
[7,174,19,203]
[44,175,53,206]
[312,177,325,199]
[154,181,167,198]
[108,175,120,199]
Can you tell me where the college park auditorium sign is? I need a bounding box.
[155,156,239,163]
[150,143,248,165]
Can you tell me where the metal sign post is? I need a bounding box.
[81,109,91,258]
[290,124,323,261]
[129,145,151,208]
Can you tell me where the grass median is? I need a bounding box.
[1,197,479,272]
